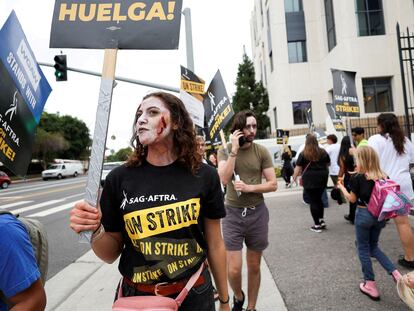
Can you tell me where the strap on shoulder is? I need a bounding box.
[175,262,205,306]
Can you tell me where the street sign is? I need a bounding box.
[0,11,52,175]
[331,69,360,117]
[180,66,205,128]
[203,70,234,141]
[50,0,183,49]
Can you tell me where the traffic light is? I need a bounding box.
[54,55,67,81]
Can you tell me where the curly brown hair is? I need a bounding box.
[126,92,200,174]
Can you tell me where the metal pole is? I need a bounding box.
[396,23,411,137]
[182,8,195,72]
[38,62,180,93]
[406,27,414,133]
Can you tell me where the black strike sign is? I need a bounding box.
[203,70,234,141]
[331,69,360,117]
[50,0,183,49]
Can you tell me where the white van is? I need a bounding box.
[42,162,83,180]
[254,136,306,167]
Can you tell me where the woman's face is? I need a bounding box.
[136,96,173,145]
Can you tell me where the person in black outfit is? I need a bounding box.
[293,134,330,233]
[69,92,230,311]
[281,146,294,187]
[338,136,356,224]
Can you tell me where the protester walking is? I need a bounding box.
[368,113,414,268]
[338,136,356,224]
[293,134,330,232]
[281,146,294,187]
[218,110,277,311]
[70,92,230,311]
[338,146,402,301]
[352,127,369,147]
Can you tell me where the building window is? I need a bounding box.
[363,78,393,113]
[355,0,385,36]
[288,41,307,63]
[292,101,311,125]
[284,0,303,12]
[324,0,336,51]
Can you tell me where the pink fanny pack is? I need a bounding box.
[112,263,204,311]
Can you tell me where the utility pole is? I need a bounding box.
[182,8,195,72]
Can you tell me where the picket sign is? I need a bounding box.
[80,49,117,243]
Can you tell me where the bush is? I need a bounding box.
[274,166,282,178]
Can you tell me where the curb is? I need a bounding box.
[12,177,43,184]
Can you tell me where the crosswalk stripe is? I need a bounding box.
[29,200,82,217]
[1,201,33,209]
[12,199,65,215]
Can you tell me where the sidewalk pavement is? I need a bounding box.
[45,248,287,311]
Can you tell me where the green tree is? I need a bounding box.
[230,53,270,138]
[37,112,91,160]
[106,147,133,162]
[32,128,70,169]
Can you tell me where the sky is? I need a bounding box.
[0,1,254,153]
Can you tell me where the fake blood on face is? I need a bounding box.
[157,116,167,135]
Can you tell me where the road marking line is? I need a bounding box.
[0,184,84,203]
[1,201,33,209]
[29,200,82,217]
[12,199,65,215]
[0,178,86,196]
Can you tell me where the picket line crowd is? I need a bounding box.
[3,91,414,311]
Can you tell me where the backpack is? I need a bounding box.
[367,179,413,221]
[0,210,49,284]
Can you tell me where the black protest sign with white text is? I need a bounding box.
[331,69,360,117]
[203,70,234,141]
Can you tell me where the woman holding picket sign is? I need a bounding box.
[338,146,403,301]
[368,113,414,269]
[70,92,230,311]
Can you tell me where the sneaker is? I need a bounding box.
[359,281,380,301]
[344,214,354,224]
[398,257,414,269]
[232,291,245,311]
[310,225,322,233]
[320,220,326,230]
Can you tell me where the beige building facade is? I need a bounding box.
[251,0,414,134]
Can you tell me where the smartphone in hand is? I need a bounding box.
[238,136,246,147]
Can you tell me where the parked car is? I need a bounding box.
[42,162,83,180]
[0,171,11,189]
[101,161,124,186]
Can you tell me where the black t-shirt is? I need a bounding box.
[100,160,225,284]
[296,150,330,189]
[349,173,375,206]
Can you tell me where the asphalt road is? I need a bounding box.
[264,188,411,310]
